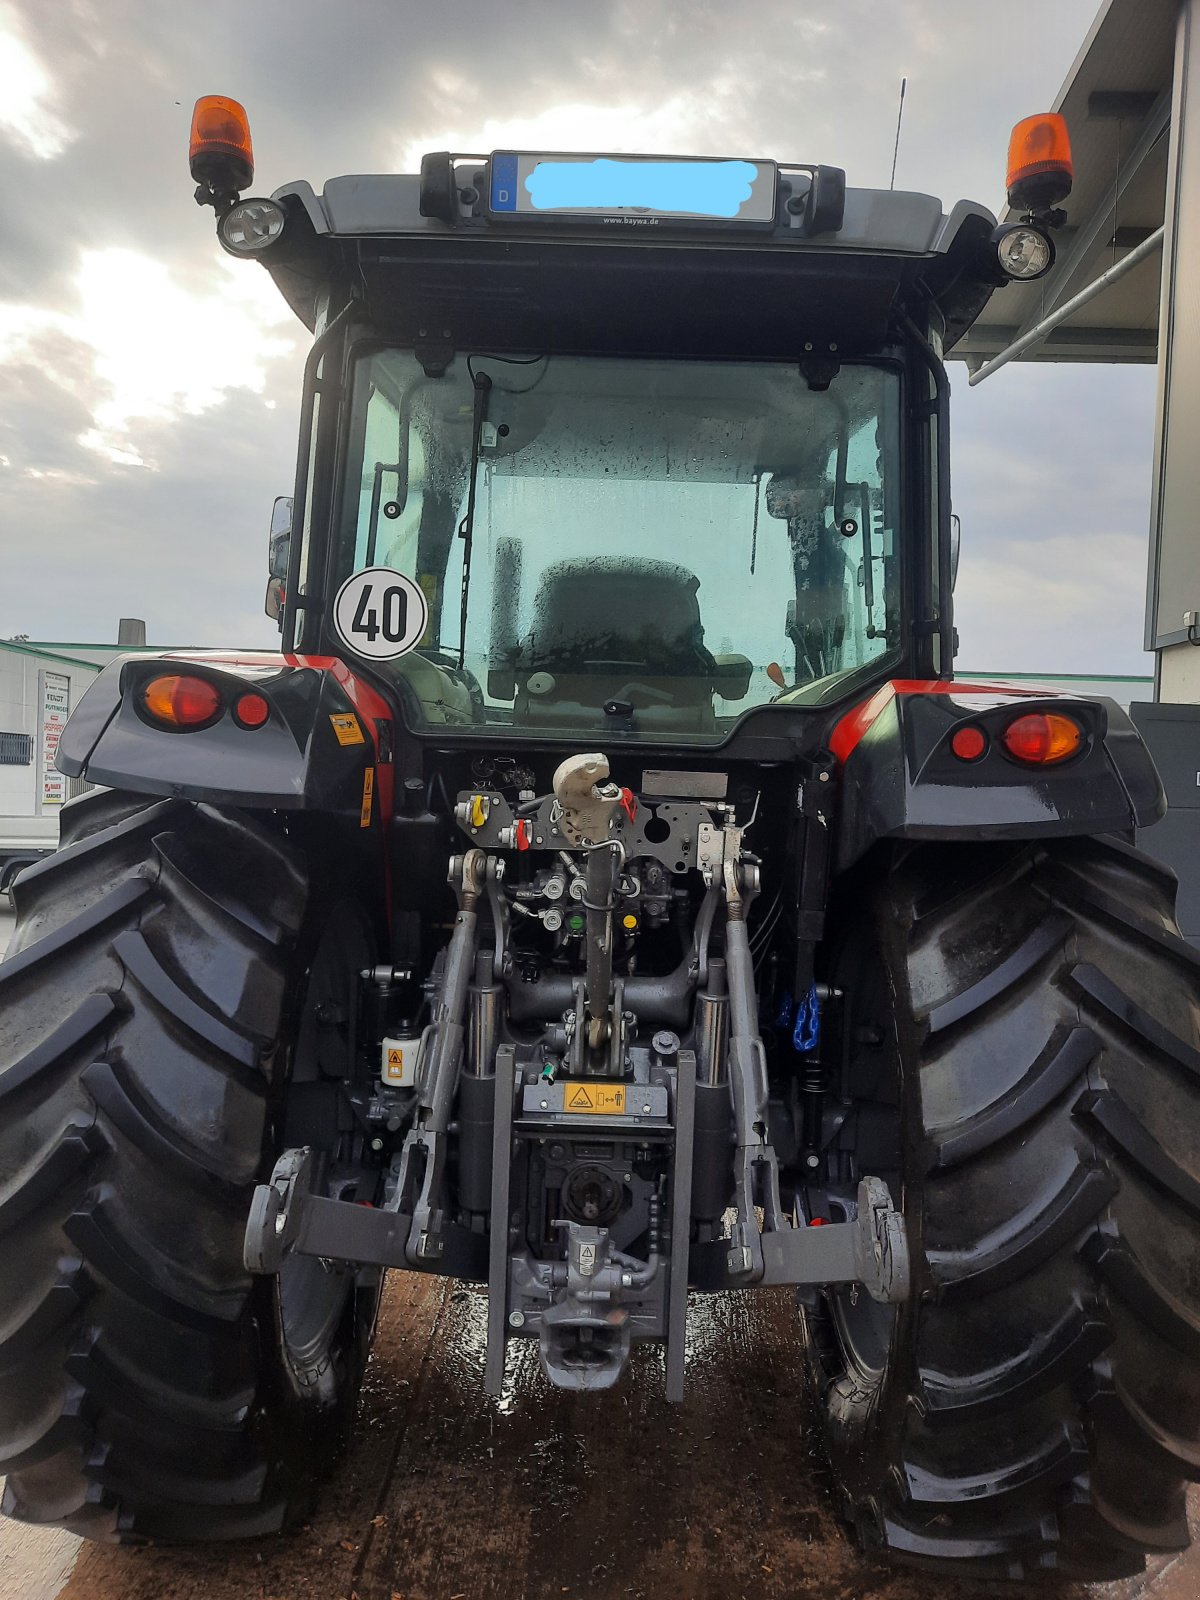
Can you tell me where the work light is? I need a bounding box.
[219,198,286,254]
[995,223,1053,280]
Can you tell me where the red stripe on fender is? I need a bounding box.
[829,678,1053,764]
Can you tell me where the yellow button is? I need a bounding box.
[622,914,638,930]
[470,794,488,828]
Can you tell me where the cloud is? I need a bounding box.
[0,374,302,645]
[1,249,296,466]
[0,4,75,159]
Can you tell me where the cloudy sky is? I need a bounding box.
[0,0,1157,675]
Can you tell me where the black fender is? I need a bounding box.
[56,650,394,828]
[829,680,1166,871]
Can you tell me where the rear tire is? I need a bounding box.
[803,835,1200,1582]
[0,789,379,1541]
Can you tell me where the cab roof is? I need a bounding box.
[262,153,1001,353]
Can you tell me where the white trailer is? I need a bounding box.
[0,640,102,895]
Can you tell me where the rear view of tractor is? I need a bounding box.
[2,98,1199,1583]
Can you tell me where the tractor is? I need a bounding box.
[1,99,1198,1582]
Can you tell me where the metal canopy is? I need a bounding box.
[956,0,1176,371]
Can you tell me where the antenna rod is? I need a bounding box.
[890,76,907,191]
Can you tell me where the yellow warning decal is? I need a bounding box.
[386,1047,405,1073]
[330,712,365,747]
[360,767,375,828]
[564,1083,626,1115]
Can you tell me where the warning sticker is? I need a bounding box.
[360,767,375,828]
[564,1083,626,1115]
[330,712,365,746]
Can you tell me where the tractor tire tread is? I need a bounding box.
[807,838,1200,1581]
[0,790,346,1543]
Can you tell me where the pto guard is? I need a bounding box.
[830,680,1166,870]
[55,650,390,820]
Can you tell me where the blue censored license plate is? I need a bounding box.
[488,152,778,227]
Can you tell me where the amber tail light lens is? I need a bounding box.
[142,674,223,728]
[1001,712,1083,765]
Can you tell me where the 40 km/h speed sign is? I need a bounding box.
[332,567,428,661]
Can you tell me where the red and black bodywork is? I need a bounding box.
[57,655,1166,909]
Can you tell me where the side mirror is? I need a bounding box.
[713,653,754,701]
[264,577,284,629]
[269,495,293,580]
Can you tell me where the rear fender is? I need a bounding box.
[830,680,1165,871]
[56,651,394,828]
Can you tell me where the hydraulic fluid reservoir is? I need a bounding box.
[381,1035,423,1087]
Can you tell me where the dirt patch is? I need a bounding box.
[16,1274,1196,1600]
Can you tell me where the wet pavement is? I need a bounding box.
[2,1272,1198,1600]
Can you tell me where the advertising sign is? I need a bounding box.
[41,671,69,807]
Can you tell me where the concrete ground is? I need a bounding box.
[1,902,1199,1598]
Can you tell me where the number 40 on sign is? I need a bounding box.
[332,567,428,661]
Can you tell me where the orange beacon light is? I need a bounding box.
[1006,112,1074,213]
[189,96,254,194]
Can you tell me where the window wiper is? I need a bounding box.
[858,481,877,637]
[456,370,492,669]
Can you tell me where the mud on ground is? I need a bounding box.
[2,1273,1197,1600]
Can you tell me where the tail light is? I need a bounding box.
[142,674,223,729]
[1001,711,1083,765]
[950,725,987,762]
[233,692,270,728]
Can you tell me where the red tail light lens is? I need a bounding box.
[1001,712,1083,765]
[234,692,270,728]
[950,725,987,762]
[142,674,222,728]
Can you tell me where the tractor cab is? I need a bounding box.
[191,120,1061,745]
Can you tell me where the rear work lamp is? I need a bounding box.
[994,223,1054,280]
[219,197,286,254]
